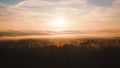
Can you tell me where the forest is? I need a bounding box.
[0,38,120,68]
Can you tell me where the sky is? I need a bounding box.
[0,0,120,38]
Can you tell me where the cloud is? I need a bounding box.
[0,0,25,5]
[81,0,120,22]
[0,30,55,37]
[0,0,120,31]
[0,29,120,38]
[87,0,115,7]
[4,0,120,21]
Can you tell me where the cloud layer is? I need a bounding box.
[0,0,120,37]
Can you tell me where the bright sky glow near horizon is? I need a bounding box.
[0,0,120,38]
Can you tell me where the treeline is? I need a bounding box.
[0,39,120,68]
[0,39,120,48]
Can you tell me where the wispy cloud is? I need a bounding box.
[87,0,115,7]
[0,0,120,33]
[0,29,120,39]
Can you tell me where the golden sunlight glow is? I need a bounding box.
[50,18,68,31]
[52,18,67,27]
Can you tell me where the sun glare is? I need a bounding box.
[52,18,67,27]
[50,18,68,31]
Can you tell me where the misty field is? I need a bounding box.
[0,38,120,68]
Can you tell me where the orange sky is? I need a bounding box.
[0,0,120,38]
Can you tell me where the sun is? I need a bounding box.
[50,18,68,31]
[52,18,67,27]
